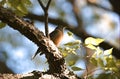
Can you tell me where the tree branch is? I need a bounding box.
[87,0,120,16]
[69,0,83,28]
[38,0,52,38]
[46,0,52,10]
[38,0,45,11]
[109,0,120,16]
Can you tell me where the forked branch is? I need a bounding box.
[38,0,52,38]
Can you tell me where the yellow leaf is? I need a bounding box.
[0,22,6,29]
[96,47,103,55]
[71,50,77,55]
[98,58,104,67]
[85,37,104,46]
[64,42,74,46]
[64,40,81,46]
[104,48,113,55]
[86,44,97,50]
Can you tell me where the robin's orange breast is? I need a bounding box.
[50,29,63,47]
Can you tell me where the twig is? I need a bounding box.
[69,0,83,28]
[87,68,102,77]
[38,0,45,10]
[46,0,52,10]
[87,0,112,12]
[84,60,89,79]
[38,0,52,38]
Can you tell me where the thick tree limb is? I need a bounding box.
[25,13,120,59]
[0,7,66,73]
[0,72,81,79]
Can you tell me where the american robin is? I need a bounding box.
[49,25,65,47]
[32,25,66,59]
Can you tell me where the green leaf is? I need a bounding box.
[67,31,73,36]
[64,40,81,46]
[98,58,104,67]
[116,60,120,67]
[85,37,104,46]
[7,0,19,8]
[109,67,119,72]
[105,56,116,68]
[58,47,68,57]
[62,52,68,57]
[104,48,113,55]
[0,0,6,5]
[16,3,28,14]
[74,45,80,49]
[0,22,6,29]
[64,42,74,46]
[71,66,83,71]
[90,57,97,66]
[21,0,32,6]
[7,0,32,16]
[68,60,76,66]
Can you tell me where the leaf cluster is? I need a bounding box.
[84,37,120,78]
[0,0,32,16]
[0,0,32,28]
[59,34,120,78]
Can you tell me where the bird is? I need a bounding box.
[49,25,65,47]
[32,25,66,59]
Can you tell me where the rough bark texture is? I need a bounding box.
[0,71,80,79]
[0,6,80,79]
